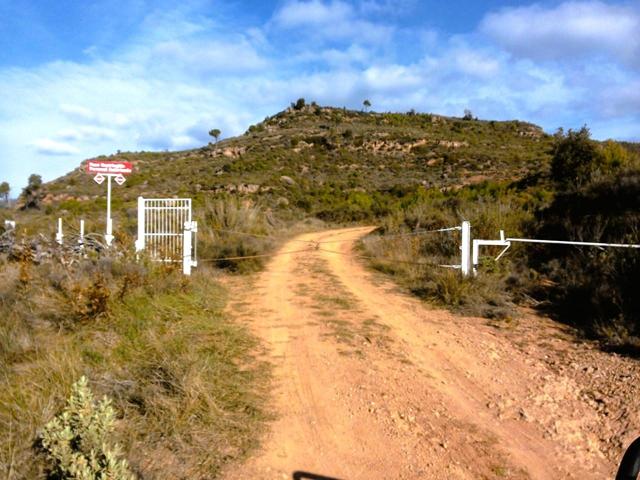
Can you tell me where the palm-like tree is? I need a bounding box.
[209,128,221,144]
[0,182,9,204]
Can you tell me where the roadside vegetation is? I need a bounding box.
[530,131,640,348]
[198,197,277,272]
[0,243,269,479]
[361,127,640,350]
[360,182,539,319]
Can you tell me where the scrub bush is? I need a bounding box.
[40,376,135,480]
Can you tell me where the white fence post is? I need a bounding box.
[191,221,198,268]
[135,196,145,252]
[55,218,64,245]
[183,221,192,276]
[461,221,471,277]
[472,239,480,277]
[79,219,85,248]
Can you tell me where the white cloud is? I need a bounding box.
[33,139,80,156]
[274,0,353,27]
[480,1,640,67]
[452,47,501,78]
[151,38,269,73]
[59,104,96,122]
[321,45,370,66]
[55,126,118,142]
[600,79,640,116]
[293,44,372,67]
[359,0,417,16]
[59,104,134,127]
[170,134,199,149]
[272,0,394,45]
[0,49,261,188]
[363,64,422,91]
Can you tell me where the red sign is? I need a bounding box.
[86,160,133,175]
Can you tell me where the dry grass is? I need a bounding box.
[197,197,277,272]
[359,198,520,320]
[0,253,269,479]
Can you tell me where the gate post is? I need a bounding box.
[461,221,471,277]
[135,196,145,252]
[472,239,480,277]
[183,221,192,276]
[56,218,64,245]
[191,221,198,267]
[79,219,85,249]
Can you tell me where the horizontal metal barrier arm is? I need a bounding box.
[506,238,640,249]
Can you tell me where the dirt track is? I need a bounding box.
[223,227,637,479]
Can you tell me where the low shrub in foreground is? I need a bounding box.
[40,376,134,479]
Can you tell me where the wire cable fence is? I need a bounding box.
[314,226,462,245]
[198,247,316,263]
[197,225,463,266]
[317,247,459,268]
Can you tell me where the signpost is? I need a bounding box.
[86,160,133,246]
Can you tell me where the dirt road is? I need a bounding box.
[223,227,636,479]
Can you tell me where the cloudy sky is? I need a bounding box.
[1,0,639,191]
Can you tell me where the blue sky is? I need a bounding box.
[1,0,639,192]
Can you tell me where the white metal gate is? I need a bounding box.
[135,196,198,275]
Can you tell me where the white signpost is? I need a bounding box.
[86,160,133,246]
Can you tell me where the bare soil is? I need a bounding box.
[222,227,640,479]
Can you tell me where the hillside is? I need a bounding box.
[4,104,640,479]
[12,103,640,345]
[38,104,553,225]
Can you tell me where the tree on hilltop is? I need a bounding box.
[20,174,43,210]
[292,98,306,110]
[0,182,9,204]
[363,99,371,112]
[209,129,221,144]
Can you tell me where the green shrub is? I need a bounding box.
[551,126,604,189]
[40,376,135,479]
[292,98,306,110]
[529,171,640,345]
